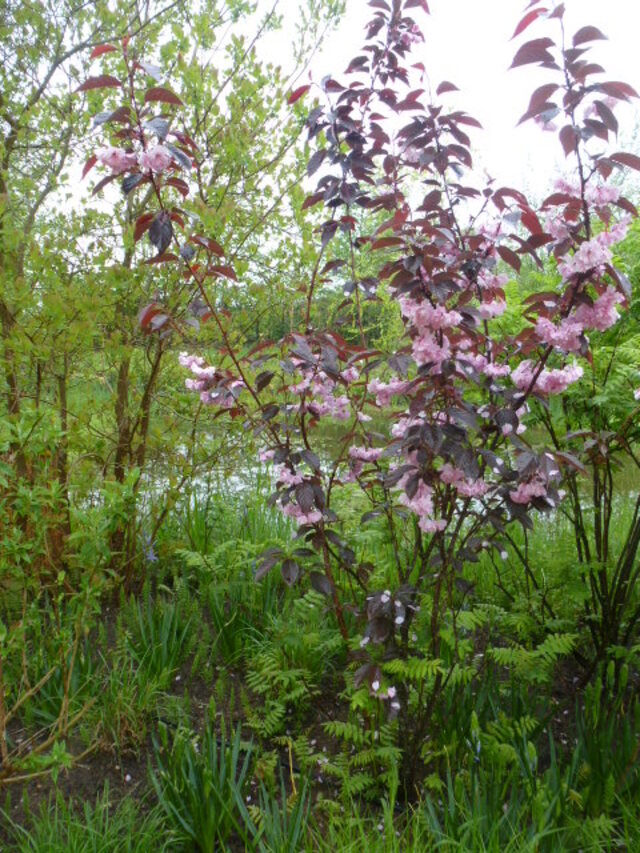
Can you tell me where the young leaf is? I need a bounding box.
[90,44,117,59]
[144,87,183,106]
[510,38,555,69]
[134,212,154,242]
[208,264,237,281]
[497,246,521,272]
[436,80,459,96]
[287,85,311,105]
[92,174,117,195]
[559,124,579,157]
[572,25,606,46]
[511,8,548,40]
[82,154,97,179]
[138,303,164,329]
[610,152,640,171]
[76,75,122,92]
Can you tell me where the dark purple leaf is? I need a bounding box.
[572,25,606,46]
[149,211,173,255]
[76,75,122,92]
[281,559,300,586]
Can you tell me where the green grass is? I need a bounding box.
[4,786,173,852]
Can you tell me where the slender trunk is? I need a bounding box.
[49,354,72,573]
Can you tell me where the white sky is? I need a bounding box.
[286,0,640,198]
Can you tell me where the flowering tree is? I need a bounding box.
[84,0,639,789]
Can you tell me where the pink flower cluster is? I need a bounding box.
[509,477,547,505]
[281,503,322,526]
[367,377,409,407]
[291,369,351,421]
[412,330,451,368]
[396,477,446,533]
[439,464,489,498]
[558,223,628,280]
[574,287,624,332]
[477,271,509,291]
[399,297,462,331]
[586,184,620,206]
[536,287,623,353]
[461,352,511,379]
[179,352,243,408]
[512,360,583,395]
[536,317,583,353]
[96,144,175,175]
[96,146,137,174]
[278,466,304,486]
[139,144,174,173]
[558,237,612,278]
[349,447,383,462]
[477,299,507,320]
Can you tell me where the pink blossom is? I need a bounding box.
[558,237,612,278]
[634,387,640,401]
[512,360,583,395]
[412,330,451,367]
[403,145,421,165]
[439,463,462,486]
[535,317,584,353]
[344,460,363,483]
[259,449,275,462]
[139,144,173,173]
[586,184,620,205]
[96,146,138,174]
[397,479,446,532]
[420,518,447,533]
[399,479,434,517]
[477,299,506,320]
[400,297,462,331]
[545,215,571,242]
[341,366,360,382]
[554,178,580,198]
[281,503,322,525]
[477,220,503,241]
[461,353,510,378]
[290,377,311,394]
[311,395,350,421]
[574,287,623,332]
[509,478,547,504]
[349,447,383,462]
[278,466,304,486]
[439,463,489,498]
[179,352,205,369]
[606,218,630,243]
[368,378,409,407]
[202,380,245,408]
[391,414,424,439]
[477,271,509,291]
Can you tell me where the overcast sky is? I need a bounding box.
[283,0,640,197]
